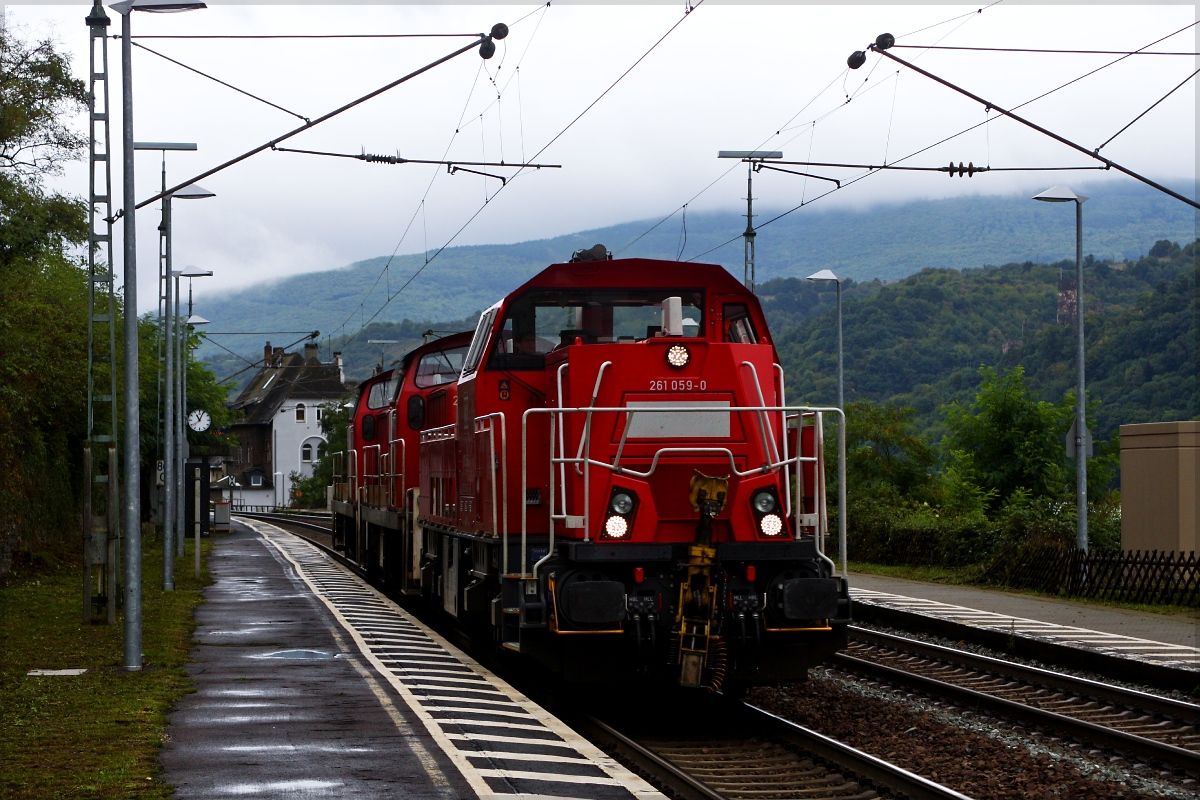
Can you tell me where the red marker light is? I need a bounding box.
[746,565,756,582]
[634,567,644,583]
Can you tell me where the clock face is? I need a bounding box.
[188,409,211,432]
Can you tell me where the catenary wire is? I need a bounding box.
[130,40,310,122]
[341,1,706,346]
[892,44,1200,56]
[618,3,1001,259]
[687,20,1200,262]
[1094,65,1200,153]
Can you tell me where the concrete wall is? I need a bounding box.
[1120,421,1198,552]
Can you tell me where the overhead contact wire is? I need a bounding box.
[345,1,704,344]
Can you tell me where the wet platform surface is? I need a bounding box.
[849,572,1199,672]
[161,520,666,800]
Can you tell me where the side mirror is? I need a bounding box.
[408,395,426,430]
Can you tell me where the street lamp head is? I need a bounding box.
[718,151,784,160]
[134,141,197,151]
[179,265,213,277]
[807,269,841,282]
[172,183,216,200]
[186,315,209,325]
[111,0,206,14]
[1033,185,1088,204]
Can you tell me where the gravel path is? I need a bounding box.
[748,668,1194,799]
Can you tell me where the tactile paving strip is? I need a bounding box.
[245,519,668,800]
[851,587,1200,670]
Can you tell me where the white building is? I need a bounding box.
[225,341,350,508]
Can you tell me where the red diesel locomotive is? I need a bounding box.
[331,247,849,691]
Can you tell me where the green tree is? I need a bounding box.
[943,366,1073,507]
[0,27,90,573]
[842,400,937,501]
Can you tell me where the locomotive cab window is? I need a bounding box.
[462,307,499,377]
[489,288,704,370]
[366,373,400,410]
[414,345,468,388]
[723,303,758,344]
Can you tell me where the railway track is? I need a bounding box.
[235,513,969,798]
[573,697,972,800]
[236,513,1199,787]
[839,627,1200,775]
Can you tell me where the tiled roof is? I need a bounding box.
[229,352,349,425]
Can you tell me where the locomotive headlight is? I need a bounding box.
[665,344,690,369]
[611,492,635,516]
[752,491,777,514]
[604,515,629,538]
[759,513,784,537]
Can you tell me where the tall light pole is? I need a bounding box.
[133,142,198,591]
[717,151,783,291]
[111,0,207,672]
[163,187,214,569]
[1033,185,1090,555]
[806,269,844,411]
[807,268,846,576]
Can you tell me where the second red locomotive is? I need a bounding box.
[332,247,850,692]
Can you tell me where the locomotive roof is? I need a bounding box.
[508,258,753,299]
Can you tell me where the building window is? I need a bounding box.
[295,403,306,423]
[250,474,263,487]
[301,444,313,463]
[316,406,323,422]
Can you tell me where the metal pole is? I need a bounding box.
[174,274,185,557]
[835,281,844,412]
[119,9,142,671]
[194,461,201,579]
[162,194,174,590]
[838,410,847,578]
[1075,200,1088,554]
[744,162,755,291]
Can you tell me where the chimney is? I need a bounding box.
[264,341,272,365]
[334,352,344,384]
[304,342,319,361]
[273,347,284,366]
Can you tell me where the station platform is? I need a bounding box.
[160,519,668,800]
[848,572,1199,684]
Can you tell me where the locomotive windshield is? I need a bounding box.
[489,288,704,371]
[414,344,468,388]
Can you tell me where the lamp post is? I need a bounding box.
[1033,185,1089,556]
[110,0,207,673]
[806,269,846,576]
[132,141,199,591]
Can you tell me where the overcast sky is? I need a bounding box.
[8,2,1197,312]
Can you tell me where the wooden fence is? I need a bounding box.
[981,546,1200,607]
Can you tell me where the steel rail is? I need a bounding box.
[580,703,973,800]
[834,652,1200,775]
[849,626,1200,723]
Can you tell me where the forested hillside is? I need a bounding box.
[197,180,1194,372]
[771,240,1197,441]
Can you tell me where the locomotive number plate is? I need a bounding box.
[649,379,707,391]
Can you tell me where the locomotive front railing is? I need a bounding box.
[474,413,508,568]
[518,403,846,582]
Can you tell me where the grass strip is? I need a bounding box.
[0,534,211,800]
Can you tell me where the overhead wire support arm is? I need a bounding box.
[852,34,1200,210]
[136,23,512,211]
[269,145,560,171]
[761,159,1109,176]
[755,163,840,187]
